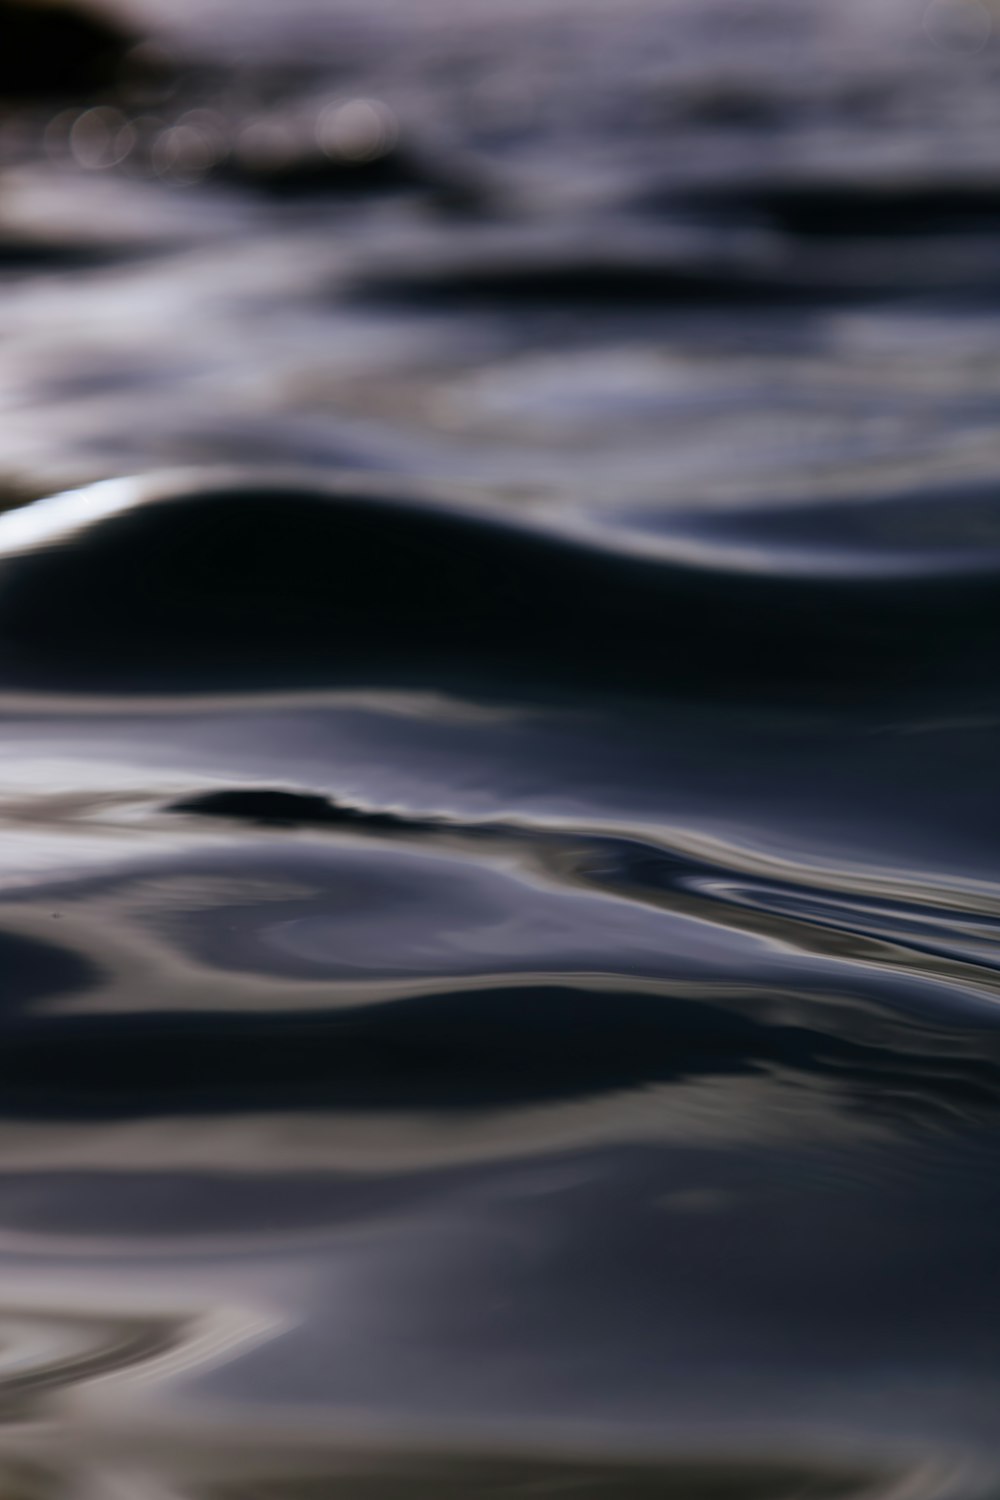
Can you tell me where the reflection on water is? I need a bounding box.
[1,0,1000,1495]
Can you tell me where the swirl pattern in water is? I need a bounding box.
[0,0,999,1496]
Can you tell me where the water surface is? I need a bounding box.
[0,1,999,1495]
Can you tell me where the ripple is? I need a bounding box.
[2,0,1000,1481]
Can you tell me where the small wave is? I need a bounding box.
[1,471,1000,708]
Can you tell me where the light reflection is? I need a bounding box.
[68,109,132,172]
[316,98,398,163]
[151,125,224,184]
[923,0,993,52]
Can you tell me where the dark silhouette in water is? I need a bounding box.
[0,477,998,706]
[171,786,416,832]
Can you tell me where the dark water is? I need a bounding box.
[3,0,1000,1495]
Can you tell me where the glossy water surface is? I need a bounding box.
[1,0,1000,1495]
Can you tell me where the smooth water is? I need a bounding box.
[1,0,1000,1495]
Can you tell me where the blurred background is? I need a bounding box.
[4,0,1000,514]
